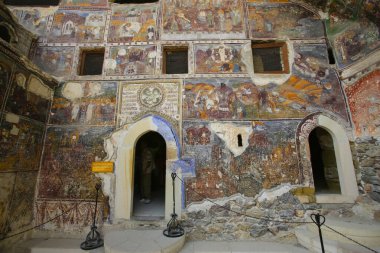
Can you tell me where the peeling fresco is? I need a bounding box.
[183,77,348,120]
[118,81,180,126]
[0,173,15,235]
[32,47,74,78]
[48,10,106,43]
[10,7,57,40]
[105,45,156,76]
[162,0,244,34]
[183,120,300,204]
[346,70,380,137]
[0,114,45,171]
[5,71,51,122]
[50,81,117,125]
[38,126,113,200]
[5,172,37,233]
[60,0,109,9]
[247,3,324,39]
[108,4,158,42]
[194,44,246,73]
[329,20,380,68]
[0,60,11,107]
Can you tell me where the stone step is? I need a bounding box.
[104,229,185,253]
[12,238,105,253]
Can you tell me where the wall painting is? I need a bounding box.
[33,47,74,78]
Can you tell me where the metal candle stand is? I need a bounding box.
[310,213,326,253]
[80,183,104,250]
[163,172,184,238]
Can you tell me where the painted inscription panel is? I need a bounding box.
[183,120,300,204]
[48,10,106,43]
[118,82,179,126]
[50,81,117,125]
[184,77,348,120]
[32,47,74,78]
[105,45,156,76]
[38,126,113,200]
[60,0,108,8]
[0,114,45,171]
[248,3,324,39]
[195,44,246,73]
[0,57,12,107]
[108,4,158,42]
[346,70,380,137]
[10,7,57,41]
[162,0,244,34]
[6,71,52,122]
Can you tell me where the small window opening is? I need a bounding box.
[327,47,335,65]
[4,0,60,5]
[163,47,188,74]
[309,127,341,194]
[79,48,105,76]
[252,42,289,74]
[237,134,243,147]
[0,25,11,43]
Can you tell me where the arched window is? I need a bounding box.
[0,24,11,43]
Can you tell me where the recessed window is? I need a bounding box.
[252,42,289,74]
[0,25,11,43]
[237,134,243,147]
[4,0,60,5]
[327,47,335,65]
[78,48,104,76]
[163,47,188,74]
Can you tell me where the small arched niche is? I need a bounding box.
[0,24,11,43]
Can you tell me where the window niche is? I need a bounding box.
[4,0,60,5]
[78,48,105,76]
[0,24,11,43]
[163,46,188,74]
[252,42,289,74]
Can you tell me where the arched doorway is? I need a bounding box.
[309,127,341,194]
[133,131,166,219]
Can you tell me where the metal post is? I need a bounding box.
[310,213,326,253]
[163,172,184,238]
[80,183,104,250]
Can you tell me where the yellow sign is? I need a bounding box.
[92,162,114,173]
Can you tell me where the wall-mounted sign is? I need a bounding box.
[92,161,114,173]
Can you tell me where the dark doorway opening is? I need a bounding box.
[133,131,166,220]
[309,127,341,194]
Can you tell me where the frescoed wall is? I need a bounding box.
[50,81,117,125]
[195,44,246,73]
[108,4,158,42]
[162,0,245,35]
[247,2,324,39]
[9,7,57,41]
[0,58,11,107]
[60,0,109,8]
[48,10,106,43]
[183,120,300,203]
[346,70,380,137]
[32,47,75,78]
[183,76,348,121]
[105,45,156,76]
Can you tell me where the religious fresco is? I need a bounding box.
[38,126,113,200]
[194,44,245,73]
[247,3,324,39]
[0,173,15,235]
[118,81,180,126]
[9,7,57,41]
[5,72,52,123]
[5,172,37,233]
[183,120,300,204]
[0,60,11,107]
[50,81,117,125]
[346,70,380,137]
[59,0,109,8]
[105,45,156,76]
[108,4,158,43]
[162,0,244,34]
[328,20,380,68]
[48,10,106,43]
[183,77,348,120]
[32,47,74,78]
[0,114,45,171]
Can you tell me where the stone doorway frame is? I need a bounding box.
[111,116,182,221]
[297,114,359,203]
